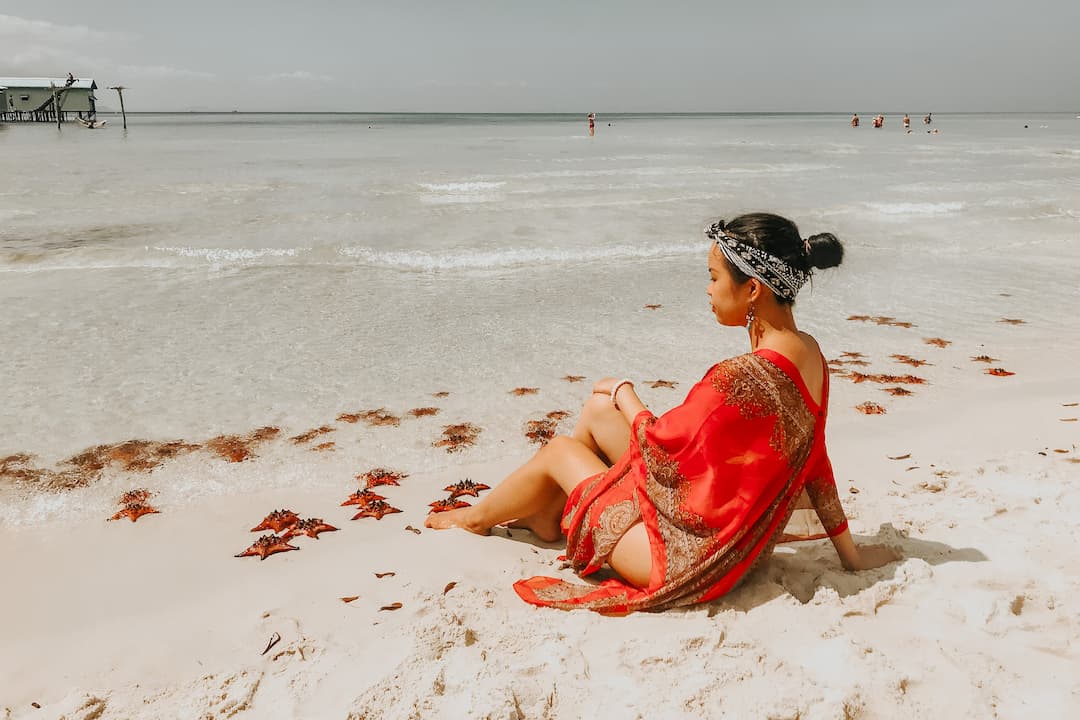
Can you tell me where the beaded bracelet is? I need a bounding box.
[610,379,634,409]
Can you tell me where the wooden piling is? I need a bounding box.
[109,86,127,129]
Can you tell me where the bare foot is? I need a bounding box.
[503,516,562,543]
[424,507,490,535]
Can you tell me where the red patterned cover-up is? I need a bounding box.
[513,348,848,614]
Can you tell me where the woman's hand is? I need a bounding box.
[844,543,902,571]
[591,377,621,396]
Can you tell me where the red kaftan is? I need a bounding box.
[513,348,848,614]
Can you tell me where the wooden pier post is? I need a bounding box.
[51,85,61,129]
[109,86,127,129]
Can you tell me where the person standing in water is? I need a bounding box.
[903,114,911,131]
[587,112,596,137]
[923,113,932,125]
[851,113,860,128]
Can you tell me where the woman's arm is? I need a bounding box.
[830,529,902,571]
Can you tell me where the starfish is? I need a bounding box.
[546,410,572,420]
[434,423,482,453]
[509,387,539,396]
[923,337,951,348]
[358,468,408,488]
[855,402,887,415]
[109,502,160,522]
[311,441,336,452]
[890,354,932,368]
[846,315,871,322]
[350,500,402,521]
[443,478,491,499]
[283,518,339,539]
[429,498,472,513]
[524,419,557,445]
[882,387,914,397]
[431,391,451,398]
[235,534,298,560]
[251,509,300,533]
[970,355,999,363]
[206,427,280,462]
[562,375,585,383]
[848,372,927,385]
[407,407,440,418]
[986,368,1016,377]
[647,379,678,389]
[118,488,152,505]
[289,426,335,444]
[643,304,662,310]
[340,488,387,506]
[840,351,866,358]
[997,318,1026,325]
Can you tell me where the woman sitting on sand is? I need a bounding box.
[426,213,900,613]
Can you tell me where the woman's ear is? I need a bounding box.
[747,279,760,302]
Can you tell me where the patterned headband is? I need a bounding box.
[705,221,810,301]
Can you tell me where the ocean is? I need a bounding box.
[2,112,1078,525]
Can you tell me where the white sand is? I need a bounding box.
[2,343,1079,719]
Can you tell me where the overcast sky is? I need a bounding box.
[3,1,1078,112]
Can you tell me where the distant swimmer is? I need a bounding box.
[923,113,932,125]
[872,114,884,128]
[903,114,910,130]
[587,112,596,137]
[851,113,860,127]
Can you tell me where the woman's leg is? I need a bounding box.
[425,436,608,541]
[571,393,632,465]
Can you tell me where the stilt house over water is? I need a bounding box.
[0,77,98,123]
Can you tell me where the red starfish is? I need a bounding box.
[351,500,402,520]
[235,534,299,560]
[109,502,160,522]
[340,488,387,506]
[358,467,408,488]
[283,518,339,539]
[986,368,1016,377]
[429,498,472,513]
[443,478,491,499]
[250,509,300,533]
[855,402,887,415]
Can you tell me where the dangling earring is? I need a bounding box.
[745,302,755,329]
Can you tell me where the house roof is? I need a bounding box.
[0,77,97,90]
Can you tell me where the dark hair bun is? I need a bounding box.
[805,232,844,270]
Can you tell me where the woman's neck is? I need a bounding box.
[747,305,799,351]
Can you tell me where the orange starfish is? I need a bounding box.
[562,375,585,383]
[524,419,558,445]
[647,380,678,389]
[250,509,300,533]
[882,387,914,397]
[408,407,440,418]
[509,387,539,396]
[235,534,299,560]
[350,500,402,521]
[429,498,472,513]
[118,488,152,505]
[546,410,572,420]
[340,488,387,506]
[643,304,662,310]
[997,318,1026,325]
[289,426,335,444]
[283,518,339,539]
[109,502,160,522]
[855,402,887,415]
[434,423,482,453]
[358,468,408,488]
[443,478,491,499]
[431,391,451,398]
[970,355,999,363]
[985,368,1015,377]
[923,337,951,348]
[890,354,932,367]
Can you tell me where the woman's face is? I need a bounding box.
[707,244,750,326]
